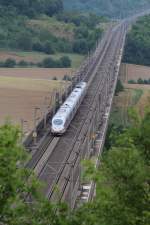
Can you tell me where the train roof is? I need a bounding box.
[52,82,86,122]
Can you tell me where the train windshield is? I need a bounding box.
[53,119,63,126]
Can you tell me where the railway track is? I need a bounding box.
[26,26,114,171]
[26,22,127,206]
[39,25,126,199]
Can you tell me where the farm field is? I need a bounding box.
[120,63,150,83]
[0,68,72,80]
[0,69,70,134]
[0,50,85,68]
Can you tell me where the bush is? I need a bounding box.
[39,56,71,68]
[0,61,4,67]
[4,58,16,68]
[59,56,71,67]
[128,79,136,84]
[143,79,149,84]
[137,78,144,84]
[41,57,57,68]
[18,60,29,67]
[37,62,43,67]
[135,78,150,85]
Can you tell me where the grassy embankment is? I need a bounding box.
[110,85,150,127]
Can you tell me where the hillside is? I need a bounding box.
[0,1,103,68]
[63,0,150,17]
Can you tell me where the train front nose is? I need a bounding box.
[53,126,64,133]
[51,119,65,134]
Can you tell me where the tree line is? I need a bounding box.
[0,56,72,68]
[123,15,150,66]
[0,0,63,18]
[128,78,150,84]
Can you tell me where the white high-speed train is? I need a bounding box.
[51,82,87,135]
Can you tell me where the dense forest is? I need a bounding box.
[123,15,150,66]
[0,108,149,224]
[63,0,150,17]
[0,0,63,17]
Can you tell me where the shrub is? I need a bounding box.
[143,79,149,84]
[18,60,28,67]
[0,61,4,67]
[59,56,71,68]
[37,62,43,67]
[4,58,16,68]
[137,78,144,84]
[41,57,57,68]
[128,79,136,84]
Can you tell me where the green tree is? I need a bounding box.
[59,56,71,67]
[123,15,150,66]
[95,145,149,225]
[0,122,69,224]
[41,57,57,68]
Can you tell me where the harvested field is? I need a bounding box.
[0,70,69,134]
[120,63,150,83]
[0,68,72,80]
[0,88,45,132]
